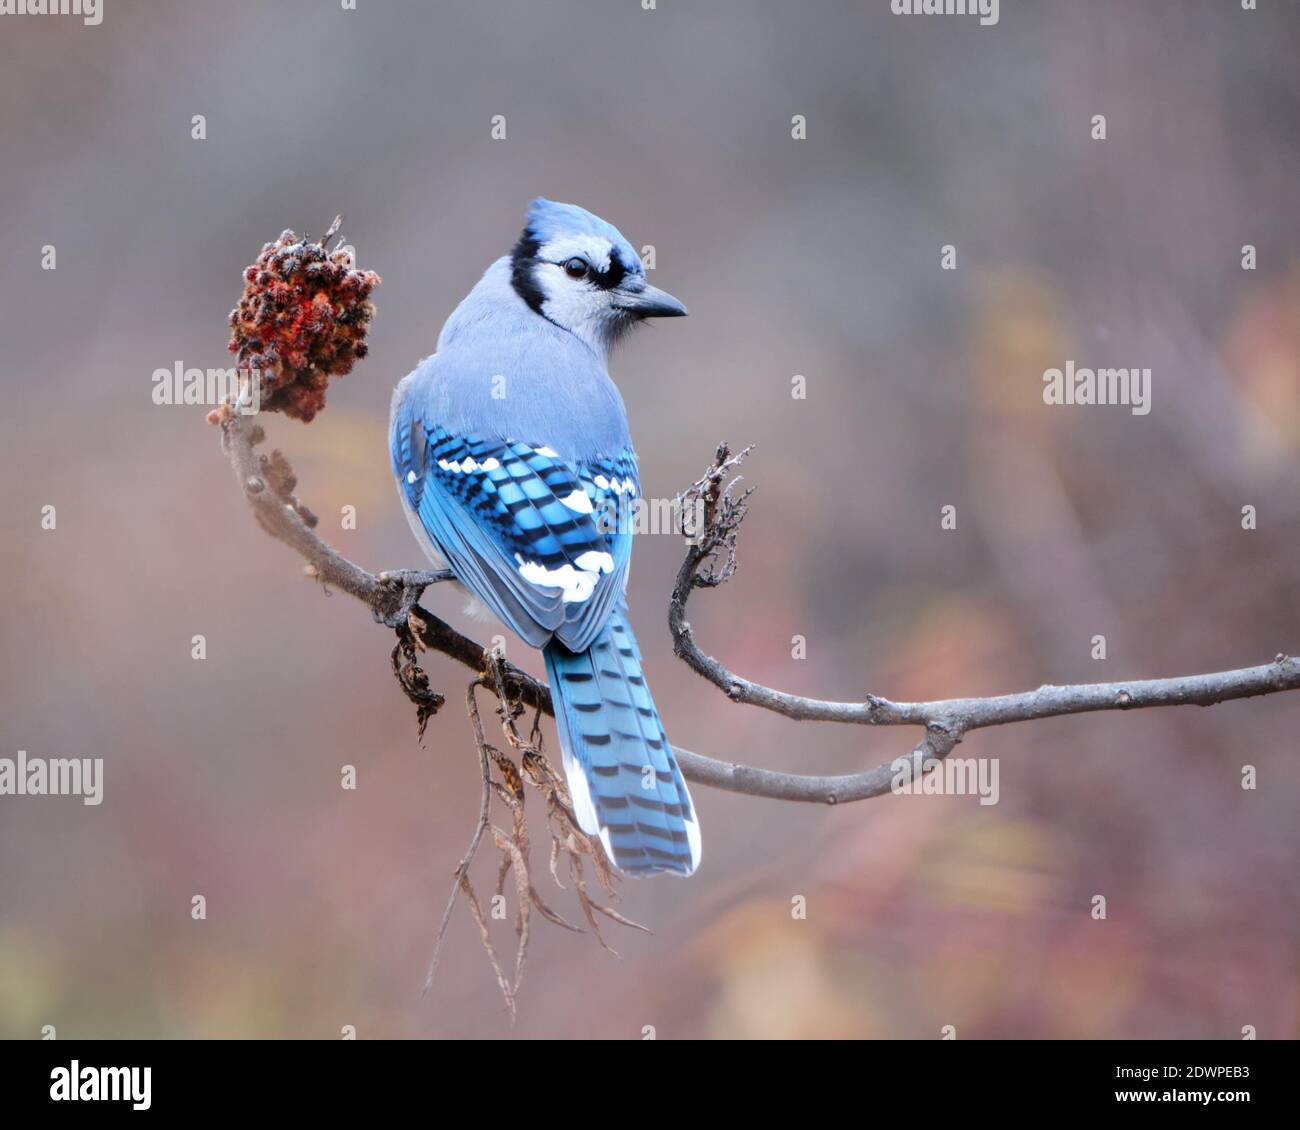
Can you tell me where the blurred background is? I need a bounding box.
[2,0,1299,1039]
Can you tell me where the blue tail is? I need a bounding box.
[544,608,700,876]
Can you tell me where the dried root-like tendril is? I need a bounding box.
[423,648,648,1019]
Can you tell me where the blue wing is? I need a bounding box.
[392,416,638,653]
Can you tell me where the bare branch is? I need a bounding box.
[667,443,1300,791]
[218,413,1300,809]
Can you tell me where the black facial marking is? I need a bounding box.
[591,248,627,291]
[509,230,546,315]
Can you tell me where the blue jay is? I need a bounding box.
[389,199,700,877]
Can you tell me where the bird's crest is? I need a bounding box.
[522,197,642,275]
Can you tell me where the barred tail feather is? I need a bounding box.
[544,610,700,876]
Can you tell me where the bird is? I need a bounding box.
[389,198,701,877]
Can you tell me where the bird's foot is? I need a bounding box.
[374,568,456,628]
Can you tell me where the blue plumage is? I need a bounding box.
[390,200,699,876]
[545,608,697,874]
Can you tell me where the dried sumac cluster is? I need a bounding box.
[227,219,380,422]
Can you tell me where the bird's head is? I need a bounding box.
[509,198,686,352]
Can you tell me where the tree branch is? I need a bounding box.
[218,414,1300,807]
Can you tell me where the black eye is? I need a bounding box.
[563,257,589,279]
